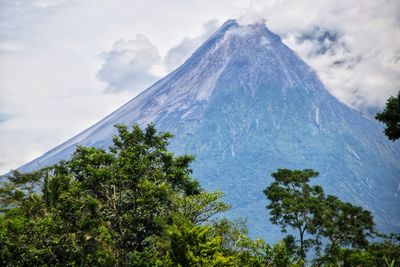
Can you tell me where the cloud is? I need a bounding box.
[0,0,249,174]
[0,39,25,51]
[94,2,400,110]
[96,20,220,92]
[297,28,341,56]
[96,35,161,93]
[163,19,220,72]
[30,0,65,8]
[0,113,10,123]
[241,0,400,111]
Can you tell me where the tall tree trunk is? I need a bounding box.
[299,227,305,264]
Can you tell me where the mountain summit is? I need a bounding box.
[16,20,400,239]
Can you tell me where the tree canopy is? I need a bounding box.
[376,91,400,141]
[0,124,289,266]
[264,169,324,261]
[263,168,397,266]
[1,124,399,266]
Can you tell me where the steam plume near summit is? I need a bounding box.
[240,0,400,111]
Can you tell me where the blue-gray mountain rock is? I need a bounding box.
[15,20,400,241]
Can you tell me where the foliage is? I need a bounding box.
[314,195,374,264]
[152,218,237,266]
[375,91,400,141]
[367,234,400,267]
[263,168,396,266]
[264,169,324,261]
[180,191,230,226]
[1,124,399,266]
[0,124,206,265]
[0,124,282,266]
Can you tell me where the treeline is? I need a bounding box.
[0,124,399,266]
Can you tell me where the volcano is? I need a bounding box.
[16,20,400,240]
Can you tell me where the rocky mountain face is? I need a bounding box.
[17,20,400,240]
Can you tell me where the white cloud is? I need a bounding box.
[93,0,400,109]
[242,0,400,110]
[163,19,220,72]
[0,0,247,173]
[96,19,221,92]
[31,0,65,8]
[0,39,25,51]
[97,35,161,93]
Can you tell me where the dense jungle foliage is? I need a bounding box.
[1,124,399,266]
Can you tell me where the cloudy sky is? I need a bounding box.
[0,0,399,174]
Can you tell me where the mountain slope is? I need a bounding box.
[16,20,400,240]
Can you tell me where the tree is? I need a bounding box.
[314,195,375,264]
[264,168,389,266]
[3,123,278,266]
[0,168,48,214]
[180,191,230,226]
[152,219,237,266]
[0,124,206,265]
[65,123,202,260]
[263,169,324,262]
[3,123,399,266]
[375,91,400,141]
[367,234,400,267]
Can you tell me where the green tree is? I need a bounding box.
[314,195,375,264]
[153,219,237,266]
[375,91,400,141]
[3,124,277,266]
[0,124,206,265]
[264,169,324,262]
[64,124,201,260]
[206,218,300,267]
[333,234,400,267]
[0,168,48,214]
[4,124,399,266]
[263,168,398,266]
[180,191,230,226]
[367,234,400,267]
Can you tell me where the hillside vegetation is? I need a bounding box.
[1,124,399,266]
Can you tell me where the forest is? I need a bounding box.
[0,123,399,266]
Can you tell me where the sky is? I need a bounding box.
[0,0,399,174]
